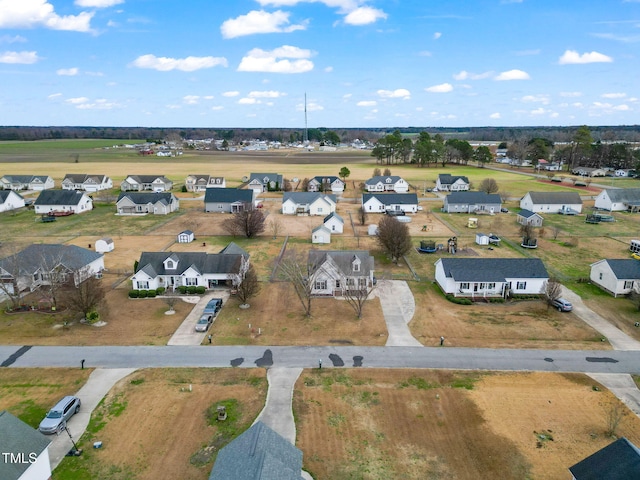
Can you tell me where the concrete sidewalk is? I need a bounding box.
[376,280,422,347]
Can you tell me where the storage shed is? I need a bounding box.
[95,237,114,253]
[177,230,195,243]
[311,225,331,244]
[475,233,490,246]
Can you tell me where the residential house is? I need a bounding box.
[177,230,195,243]
[131,242,249,291]
[0,410,52,480]
[281,192,336,216]
[185,174,226,192]
[34,190,93,215]
[0,244,104,294]
[0,190,25,213]
[615,169,634,177]
[569,437,640,480]
[120,174,173,192]
[311,225,331,244]
[323,212,344,233]
[364,175,409,193]
[95,237,114,253]
[307,176,345,193]
[247,173,283,193]
[308,250,375,296]
[209,421,304,480]
[442,192,502,214]
[589,259,640,297]
[435,174,470,192]
[434,257,549,298]
[0,175,54,191]
[572,166,607,177]
[362,193,419,214]
[61,174,113,192]
[116,192,179,215]
[516,209,544,227]
[520,191,583,214]
[594,188,640,212]
[204,188,254,213]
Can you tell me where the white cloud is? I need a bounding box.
[558,50,613,64]
[211,106,224,111]
[85,71,104,76]
[220,10,307,39]
[324,66,333,72]
[75,0,124,7]
[453,70,492,81]
[343,6,387,25]
[425,83,453,93]
[47,93,62,99]
[356,100,377,107]
[560,91,582,97]
[56,67,78,76]
[237,45,314,73]
[66,97,89,104]
[238,97,258,104]
[0,1,94,32]
[183,95,200,104]
[433,32,442,40]
[0,34,27,44]
[222,91,240,97]
[602,92,626,99]
[248,90,286,98]
[521,94,550,104]
[131,54,228,72]
[203,95,214,100]
[494,69,530,80]
[297,101,323,111]
[377,88,411,99]
[75,98,121,110]
[530,107,547,115]
[489,112,501,119]
[0,50,39,64]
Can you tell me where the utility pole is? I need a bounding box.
[303,92,308,144]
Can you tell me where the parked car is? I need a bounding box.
[203,298,223,315]
[500,207,509,213]
[551,297,573,312]
[385,209,405,216]
[195,314,213,332]
[38,396,81,434]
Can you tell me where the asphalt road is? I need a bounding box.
[2,345,639,375]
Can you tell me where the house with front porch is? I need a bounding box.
[436,174,470,192]
[364,175,409,193]
[362,193,418,214]
[308,250,375,297]
[34,190,93,215]
[61,174,113,192]
[116,192,179,215]
[131,243,249,291]
[442,192,502,214]
[185,174,226,192]
[308,176,345,193]
[589,259,640,297]
[247,173,283,193]
[282,192,336,215]
[0,175,54,191]
[434,257,549,298]
[120,174,173,192]
[594,188,640,212]
[204,188,254,213]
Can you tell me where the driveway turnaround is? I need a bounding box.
[376,280,422,347]
[167,291,230,346]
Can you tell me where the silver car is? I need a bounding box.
[195,314,213,332]
[39,396,81,434]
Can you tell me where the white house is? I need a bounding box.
[247,173,283,193]
[0,190,25,213]
[282,192,336,216]
[308,176,345,193]
[0,175,54,191]
[589,259,640,297]
[520,191,583,214]
[323,212,344,233]
[131,243,249,291]
[311,225,332,244]
[308,250,375,297]
[116,192,179,215]
[61,174,113,192]
[34,190,93,215]
[516,209,544,227]
[0,410,52,480]
[177,230,195,243]
[436,174,470,192]
[434,257,549,298]
[615,169,633,177]
[185,174,226,192]
[95,237,114,253]
[364,176,409,193]
[362,193,418,214]
[572,166,607,177]
[594,188,640,212]
[443,192,502,214]
[120,175,173,192]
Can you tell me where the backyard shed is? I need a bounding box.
[177,230,195,243]
[95,237,114,253]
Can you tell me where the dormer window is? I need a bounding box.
[163,255,179,270]
[166,260,174,269]
[352,256,361,272]
[385,177,392,183]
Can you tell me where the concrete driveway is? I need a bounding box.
[376,280,422,347]
[167,291,230,346]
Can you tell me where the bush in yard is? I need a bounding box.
[187,286,198,295]
[177,286,188,294]
[147,290,157,298]
[138,290,148,298]
[128,290,139,298]
[195,286,206,294]
[156,287,166,295]
[445,294,473,305]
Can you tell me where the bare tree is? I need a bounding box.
[604,401,627,437]
[278,249,316,317]
[340,274,376,319]
[383,168,392,176]
[236,265,260,306]
[541,278,563,310]
[163,293,179,313]
[551,225,561,240]
[301,178,309,191]
[222,205,266,238]
[372,168,381,177]
[0,247,26,309]
[64,276,106,320]
[478,178,499,194]
[37,251,73,310]
[376,216,413,264]
[358,207,367,226]
[268,217,282,239]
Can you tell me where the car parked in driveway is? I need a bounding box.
[38,395,81,434]
[551,297,573,312]
[203,298,223,315]
[195,314,213,332]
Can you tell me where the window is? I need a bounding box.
[624,281,634,289]
[460,282,469,290]
[479,283,486,289]
[359,278,367,287]
[516,281,527,290]
[335,279,341,288]
[347,278,355,287]
[315,280,327,290]
[487,283,496,290]
[166,260,174,269]
[599,272,603,280]
[137,281,149,289]
[185,278,198,286]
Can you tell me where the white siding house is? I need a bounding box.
[589,259,640,297]
[0,190,25,213]
[594,188,640,212]
[281,193,336,216]
[311,225,332,244]
[364,176,409,193]
[61,174,113,192]
[520,192,583,213]
[362,193,418,214]
[34,190,93,215]
[323,212,344,233]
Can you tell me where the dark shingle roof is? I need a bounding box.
[438,173,469,185]
[605,188,640,204]
[569,437,640,480]
[517,209,542,219]
[219,242,249,259]
[308,250,374,277]
[362,193,418,205]
[324,212,343,223]
[135,249,245,277]
[0,244,103,276]
[282,192,336,204]
[2,175,50,184]
[312,175,340,184]
[125,174,170,183]
[63,173,107,183]
[526,191,582,205]
[602,259,640,280]
[364,175,404,186]
[34,189,88,206]
[204,188,253,204]
[209,421,304,480]
[249,173,283,185]
[445,192,502,204]
[0,410,51,480]
[438,258,548,282]
[0,190,24,202]
[117,192,175,205]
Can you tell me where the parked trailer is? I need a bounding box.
[630,240,640,254]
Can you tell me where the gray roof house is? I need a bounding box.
[0,174,54,191]
[308,250,375,296]
[520,191,583,214]
[364,175,409,193]
[595,188,640,212]
[204,188,254,213]
[442,192,502,214]
[131,242,249,291]
[516,209,544,227]
[434,257,549,298]
[209,421,304,480]
[61,173,112,192]
[120,174,173,192]
[282,192,336,216]
[590,259,640,297]
[0,190,25,213]
[569,437,640,480]
[185,174,226,192]
[0,410,52,480]
[116,192,179,215]
[248,173,284,193]
[436,174,470,192]
[34,189,93,215]
[0,244,105,294]
[308,176,345,193]
[362,193,419,214]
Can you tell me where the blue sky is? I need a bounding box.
[0,0,639,128]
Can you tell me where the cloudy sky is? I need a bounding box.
[0,0,639,128]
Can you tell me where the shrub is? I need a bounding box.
[187,286,198,295]
[181,185,187,192]
[156,287,166,295]
[445,294,473,305]
[177,286,188,294]
[128,290,139,298]
[138,290,148,298]
[195,286,206,294]
[86,311,100,323]
[147,290,157,298]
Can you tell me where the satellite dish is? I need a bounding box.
[242,176,248,182]
[292,177,299,182]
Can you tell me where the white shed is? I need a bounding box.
[475,233,490,246]
[177,230,195,243]
[95,237,114,253]
[311,225,331,244]
[368,224,378,236]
